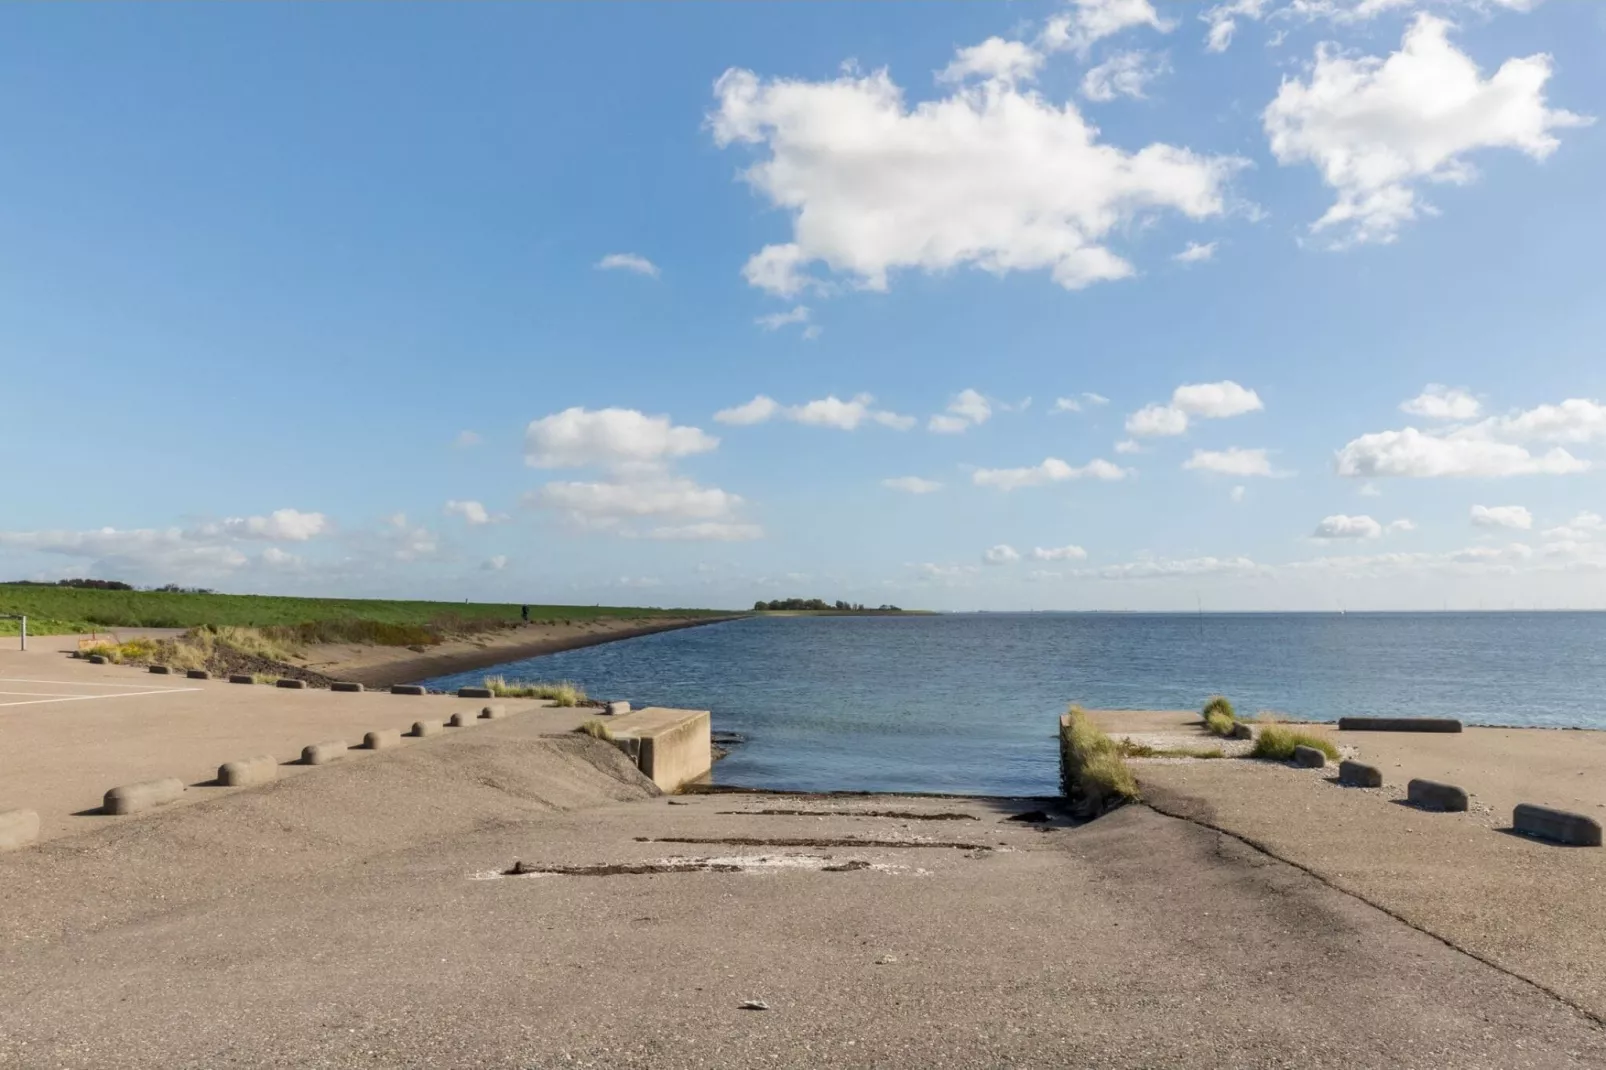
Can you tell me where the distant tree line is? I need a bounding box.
[4,579,216,594]
[752,598,902,612]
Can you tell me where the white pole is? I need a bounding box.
[19,615,25,652]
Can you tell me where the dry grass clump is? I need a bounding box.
[482,675,586,706]
[1114,739,1226,760]
[1249,723,1340,762]
[1201,695,1238,737]
[1060,705,1139,815]
[575,718,615,741]
[79,637,162,664]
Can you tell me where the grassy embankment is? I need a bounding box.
[1059,706,1140,816]
[0,584,725,686]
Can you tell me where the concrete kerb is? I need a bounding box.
[87,654,107,665]
[390,685,426,696]
[1339,717,1463,733]
[218,756,278,788]
[0,809,41,851]
[480,704,508,720]
[1407,778,1470,812]
[1513,803,1603,847]
[186,669,210,680]
[1338,760,1383,788]
[448,711,476,728]
[331,682,364,693]
[148,665,172,675]
[457,686,494,699]
[1229,721,1253,741]
[301,740,350,766]
[103,778,186,815]
[364,729,402,750]
[228,674,254,685]
[410,720,444,738]
[1293,745,1327,769]
[276,678,308,690]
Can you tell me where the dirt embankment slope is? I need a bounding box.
[300,615,742,687]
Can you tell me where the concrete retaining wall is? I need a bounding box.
[1338,717,1463,733]
[606,707,711,792]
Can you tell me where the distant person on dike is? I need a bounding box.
[521,604,530,623]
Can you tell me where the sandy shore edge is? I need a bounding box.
[316,615,744,688]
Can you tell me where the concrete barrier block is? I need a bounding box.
[186,669,210,680]
[1292,745,1327,769]
[148,665,172,675]
[1408,778,1469,812]
[103,777,185,815]
[229,674,254,684]
[1338,717,1463,733]
[457,687,494,699]
[1229,721,1253,740]
[301,740,349,766]
[448,711,476,728]
[480,704,507,720]
[363,729,402,750]
[606,700,631,717]
[390,684,425,696]
[410,720,444,738]
[1338,760,1383,787]
[218,755,278,788]
[0,809,41,851]
[1514,804,1603,847]
[87,654,108,665]
[331,682,364,693]
[275,678,307,690]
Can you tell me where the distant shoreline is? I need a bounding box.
[327,615,745,688]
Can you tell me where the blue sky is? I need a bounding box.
[3,0,1605,611]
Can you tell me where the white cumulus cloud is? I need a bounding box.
[983,544,1022,565]
[715,395,782,426]
[973,457,1129,491]
[1032,544,1089,561]
[1126,380,1263,437]
[1401,384,1481,420]
[1471,504,1533,530]
[939,37,1045,85]
[525,407,718,470]
[714,393,912,430]
[1044,0,1175,57]
[1263,14,1591,247]
[1081,50,1170,102]
[710,44,1244,296]
[444,500,496,526]
[929,389,992,433]
[596,252,660,277]
[1184,447,1277,477]
[217,508,328,542]
[1173,241,1218,264]
[882,476,944,494]
[1335,428,1588,478]
[1314,514,1384,539]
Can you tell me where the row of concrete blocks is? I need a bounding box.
[0,704,514,850]
[1329,759,1602,847]
[92,661,502,698]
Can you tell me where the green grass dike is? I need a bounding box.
[0,582,727,636]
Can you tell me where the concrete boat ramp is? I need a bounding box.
[3,657,1606,1066]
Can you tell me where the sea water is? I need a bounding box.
[423,612,1606,796]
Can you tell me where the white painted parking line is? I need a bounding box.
[0,690,82,698]
[0,688,201,708]
[0,677,188,689]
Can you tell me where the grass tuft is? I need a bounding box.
[1059,705,1139,815]
[575,718,615,741]
[482,675,586,706]
[1249,723,1340,762]
[1201,696,1238,737]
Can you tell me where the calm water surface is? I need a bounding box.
[423,613,1606,797]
